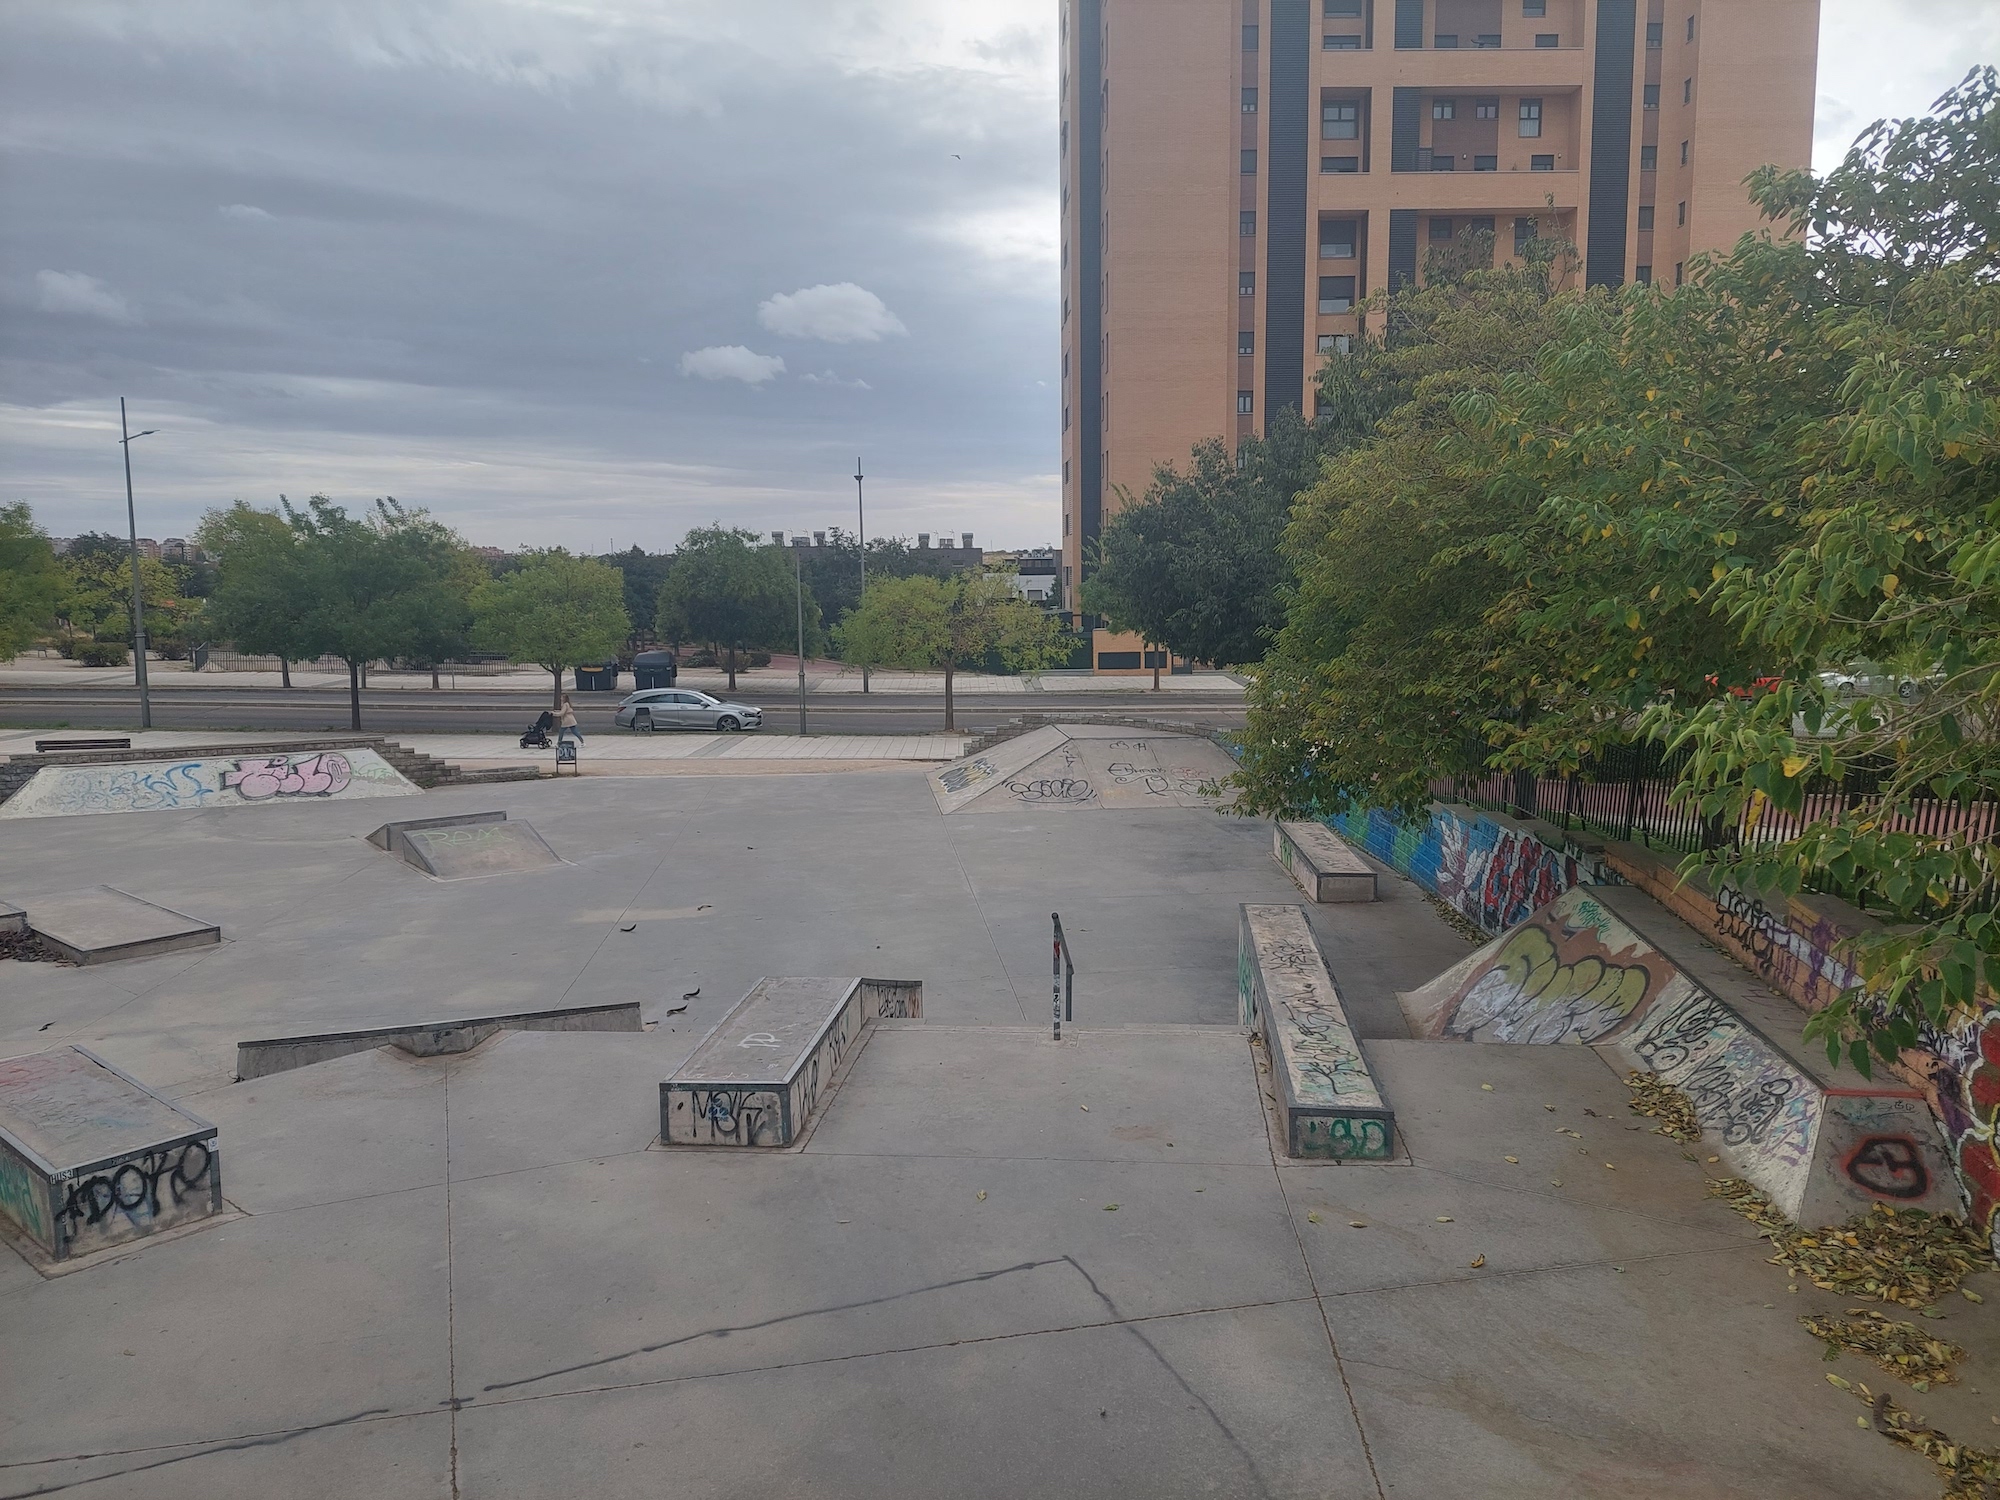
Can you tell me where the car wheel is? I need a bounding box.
[1898,679,1919,701]
[636,710,654,732]
[717,714,741,732]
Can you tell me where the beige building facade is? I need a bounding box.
[1059,0,1818,671]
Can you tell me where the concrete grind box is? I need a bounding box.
[662,978,922,1147]
[0,1048,221,1261]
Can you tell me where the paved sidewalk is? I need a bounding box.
[0,727,967,763]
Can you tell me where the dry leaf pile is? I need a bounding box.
[1827,1377,2000,1499]
[1426,895,1487,946]
[1709,1179,1993,1308]
[1625,1072,1702,1141]
[1802,1308,1965,1390]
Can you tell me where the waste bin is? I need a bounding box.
[632,650,678,691]
[574,662,619,692]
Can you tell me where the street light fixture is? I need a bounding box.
[118,398,158,730]
[854,458,868,694]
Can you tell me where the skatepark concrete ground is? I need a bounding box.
[0,766,1976,1498]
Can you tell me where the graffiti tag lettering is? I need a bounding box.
[57,1141,213,1246]
[1844,1136,1930,1200]
[1006,778,1095,804]
[223,752,353,800]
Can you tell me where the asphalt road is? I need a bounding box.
[0,682,1247,738]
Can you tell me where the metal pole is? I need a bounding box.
[119,398,152,729]
[855,458,869,694]
[795,546,808,736]
[1051,913,1062,1042]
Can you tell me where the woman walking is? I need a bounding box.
[556,695,582,744]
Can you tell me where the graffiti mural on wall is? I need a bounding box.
[222,752,353,800]
[0,748,420,820]
[1710,885,1859,1011]
[1933,1018,2000,1250]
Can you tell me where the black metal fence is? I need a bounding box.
[1442,741,1999,912]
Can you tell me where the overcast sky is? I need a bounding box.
[2,2,1993,552]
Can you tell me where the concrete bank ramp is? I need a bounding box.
[11,885,219,965]
[0,1047,221,1263]
[1400,884,1962,1226]
[662,977,923,1147]
[236,1001,643,1080]
[1239,904,1395,1159]
[0,747,419,820]
[928,724,1237,814]
[369,812,563,880]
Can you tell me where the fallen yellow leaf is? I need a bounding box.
[1469,1254,1486,1269]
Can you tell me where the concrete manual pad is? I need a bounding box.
[393,817,563,879]
[1275,820,1378,902]
[25,884,220,964]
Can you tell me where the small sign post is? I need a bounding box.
[555,738,579,775]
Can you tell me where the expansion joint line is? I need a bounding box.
[444,1065,460,1500]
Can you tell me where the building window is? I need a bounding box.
[1643,84,1659,110]
[1240,271,1256,295]
[1474,33,1500,47]
[1098,651,1141,670]
[1237,391,1255,414]
[1243,24,1259,49]
[1062,348,1070,377]
[1680,139,1689,164]
[1429,217,1453,241]
[1635,264,1652,285]
[1321,155,1360,173]
[1531,154,1554,171]
[1241,211,1257,236]
[1637,204,1654,230]
[1243,88,1259,112]
[1535,33,1558,47]
[1674,260,1684,285]
[1468,216,1495,235]
[1519,99,1543,137]
[1242,149,1258,174]
[1647,21,1663,47]
[1239,330,1255,356]
[1318,333,1354,354]
[1320,219,1357,257]
[1474,154,1497,171]
[1063,512,1071,536]
[1432,98,1456,120]
[1325,32,1363,48]
[1683,78,1692,104]
[1514,216,1537,253]
[1324,0,1364,14]
[1433,33,1458,48]
[1430,155,1456,171]
[1063,406,1070,431]
[1640,144,1657,169]
[1677,200,1686,225]
[1318,275,1356,313]
[1322,101,1360,139]
[1523,0,1546,13]
[1475,97,1499,120]
[1686,15,1695,41]
[1063,459,1071,483]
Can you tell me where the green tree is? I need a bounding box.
[282,495,471,730]
[837,573,1069,730]
[1082,407,1333,668]
[0,503,61,659]
[471,550,630,707]
[56,547,184,656]
[656,525,819,691]
[197,502,313,686]
[597,546,674,641]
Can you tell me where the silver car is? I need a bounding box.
[614,688,764,733]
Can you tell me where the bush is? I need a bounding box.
[75,641,129,667]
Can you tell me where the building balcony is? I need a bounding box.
[1316,47,1587,89]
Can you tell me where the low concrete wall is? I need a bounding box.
[1275,822,1377,903]
[236,1002,643,1079]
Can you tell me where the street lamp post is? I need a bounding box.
[854,458,868,694]
[117,398,158,730]
[794,545,809,736]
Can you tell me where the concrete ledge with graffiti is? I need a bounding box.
[1396,883,1962,1226]
[661,978,923,1148]
[1322,802,1618,936]
[0,747,420,820]
[1239,904,1395,1160]
[1274,821,1378,904]
[928,724,1237,814]
[0,1047,222,1262]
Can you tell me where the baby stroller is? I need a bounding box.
[520,710,554,749]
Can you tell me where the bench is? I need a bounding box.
[1275,821,1378,903]
[1238,904,1395,1159]
[0,1047,221,1261]
[662,978,923,1147]
[34,737,131,752]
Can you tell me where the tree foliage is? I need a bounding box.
[656,525,820,690]
[472,550,630,706]
[0,503,61,659]
[837,573,1068,729]
[198,502,314,669]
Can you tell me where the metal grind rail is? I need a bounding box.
[1052,912,1076,1040]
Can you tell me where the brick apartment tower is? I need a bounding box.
[1058,0,1818,672]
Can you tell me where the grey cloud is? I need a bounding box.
[34,269,137,323]
[758,283,908,344]
[679,346,785,384]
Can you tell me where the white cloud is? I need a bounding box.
[219,203,274,221]
[757,282,907,344]
[800,369,871,390]
[34,269,136,323]
[678,345,785,384]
